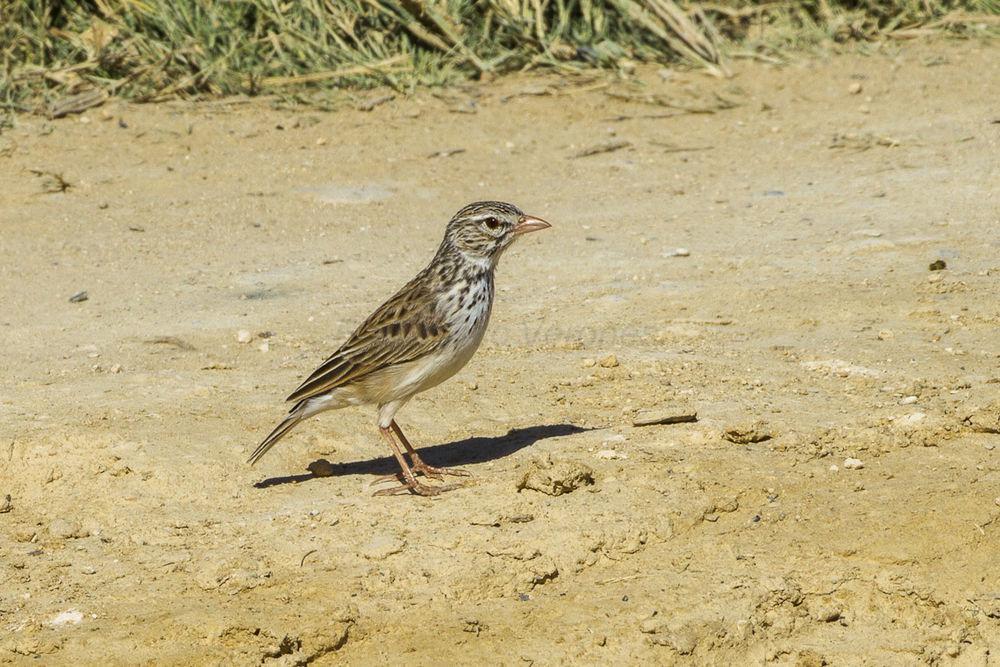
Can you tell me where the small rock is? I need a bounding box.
[48,610,84,627]
[361,535,405,560]
[68,290,88,303]
[848,82,863,95]
[663,248,690,258]
[257,341,269,353]
[829,465,839,472]
[80,565,97,575]
[517,458,594,496]
[581,358,596,368]
[0,494,11,513]
[810,601,842,622]
[898,395,918,405]
[599,354,619,368]
[843,458,864,470]
[236,330,253,344]
[722,422,773,444]
[963,400,1000,433]
[48,518,85,540]
[595,449,626,460]
[876,330,894,340]
[307,459,336,477]
[929,259,947,271]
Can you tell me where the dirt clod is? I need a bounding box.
[517,457,594,496]
[722,422,773,444]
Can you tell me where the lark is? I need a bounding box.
[249,201,551,496]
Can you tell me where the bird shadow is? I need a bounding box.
[253,422,590,489]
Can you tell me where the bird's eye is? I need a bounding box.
[483,217,501,231]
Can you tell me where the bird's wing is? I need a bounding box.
[286,274,448,403]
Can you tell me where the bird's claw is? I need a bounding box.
[410,458,471,480]
[372,480,465,497]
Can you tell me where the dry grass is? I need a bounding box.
[1,1,996,112]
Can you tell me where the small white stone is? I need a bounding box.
[236,330,252,344]
[595,449,626,460]
[899,396,918,405]
[258,341,269,353]
[843,458,864,470]
[603,434,626,445]
[581,358,596,368]
[49,609,84,627]
[663,248,690,258]
[896,412,926,427]
[829,465,839,472]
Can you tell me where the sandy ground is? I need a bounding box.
[1,39,999,665]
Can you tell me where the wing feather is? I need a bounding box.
[286,272,448,404]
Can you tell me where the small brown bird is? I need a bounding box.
[249,201,551,496]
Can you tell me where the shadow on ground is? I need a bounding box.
[253,422,589,488]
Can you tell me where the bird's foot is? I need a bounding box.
[372,479,464,497]
[410,455,471,480]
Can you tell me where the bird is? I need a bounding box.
[248,201,551,496]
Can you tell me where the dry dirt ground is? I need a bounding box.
[1,39,999,666]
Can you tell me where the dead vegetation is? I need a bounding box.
[1,1,996,113]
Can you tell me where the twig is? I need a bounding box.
[632,411,698,427]
[356,93,395,111]
[427,148,466,158]
[569,140,631,159]
[260,56,409,88]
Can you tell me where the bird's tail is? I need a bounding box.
[248,406,305,466]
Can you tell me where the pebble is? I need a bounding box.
[236,330,252,344]
[663,247,690,258]
[843,458,864,470]
[517,458,594,496]
[829,465,839,472]
[599,354,619,368]
[306,460,336,477]
[48,518,84,540]
[581,358,596,368]
[68,290,89,303]
[722,422,773,445]
[0,494,11,513]
[361,535,406,560]
[257,341,269,353]
[48,610,84,627]
[848,82,863,95]
[595,449,626,460]
[898,395,918,405]
[80,565,97,575]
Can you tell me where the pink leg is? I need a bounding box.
[391,420,471,479]
[371,426,464,497]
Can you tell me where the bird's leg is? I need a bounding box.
[391,420,471,478]
[372,426,462,497]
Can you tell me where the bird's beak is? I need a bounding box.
[512,214,552,236]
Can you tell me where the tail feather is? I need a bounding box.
[248,409,304,466]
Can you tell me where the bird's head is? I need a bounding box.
[443,201,551,266]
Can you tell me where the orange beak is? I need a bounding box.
[512,214,552,236]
